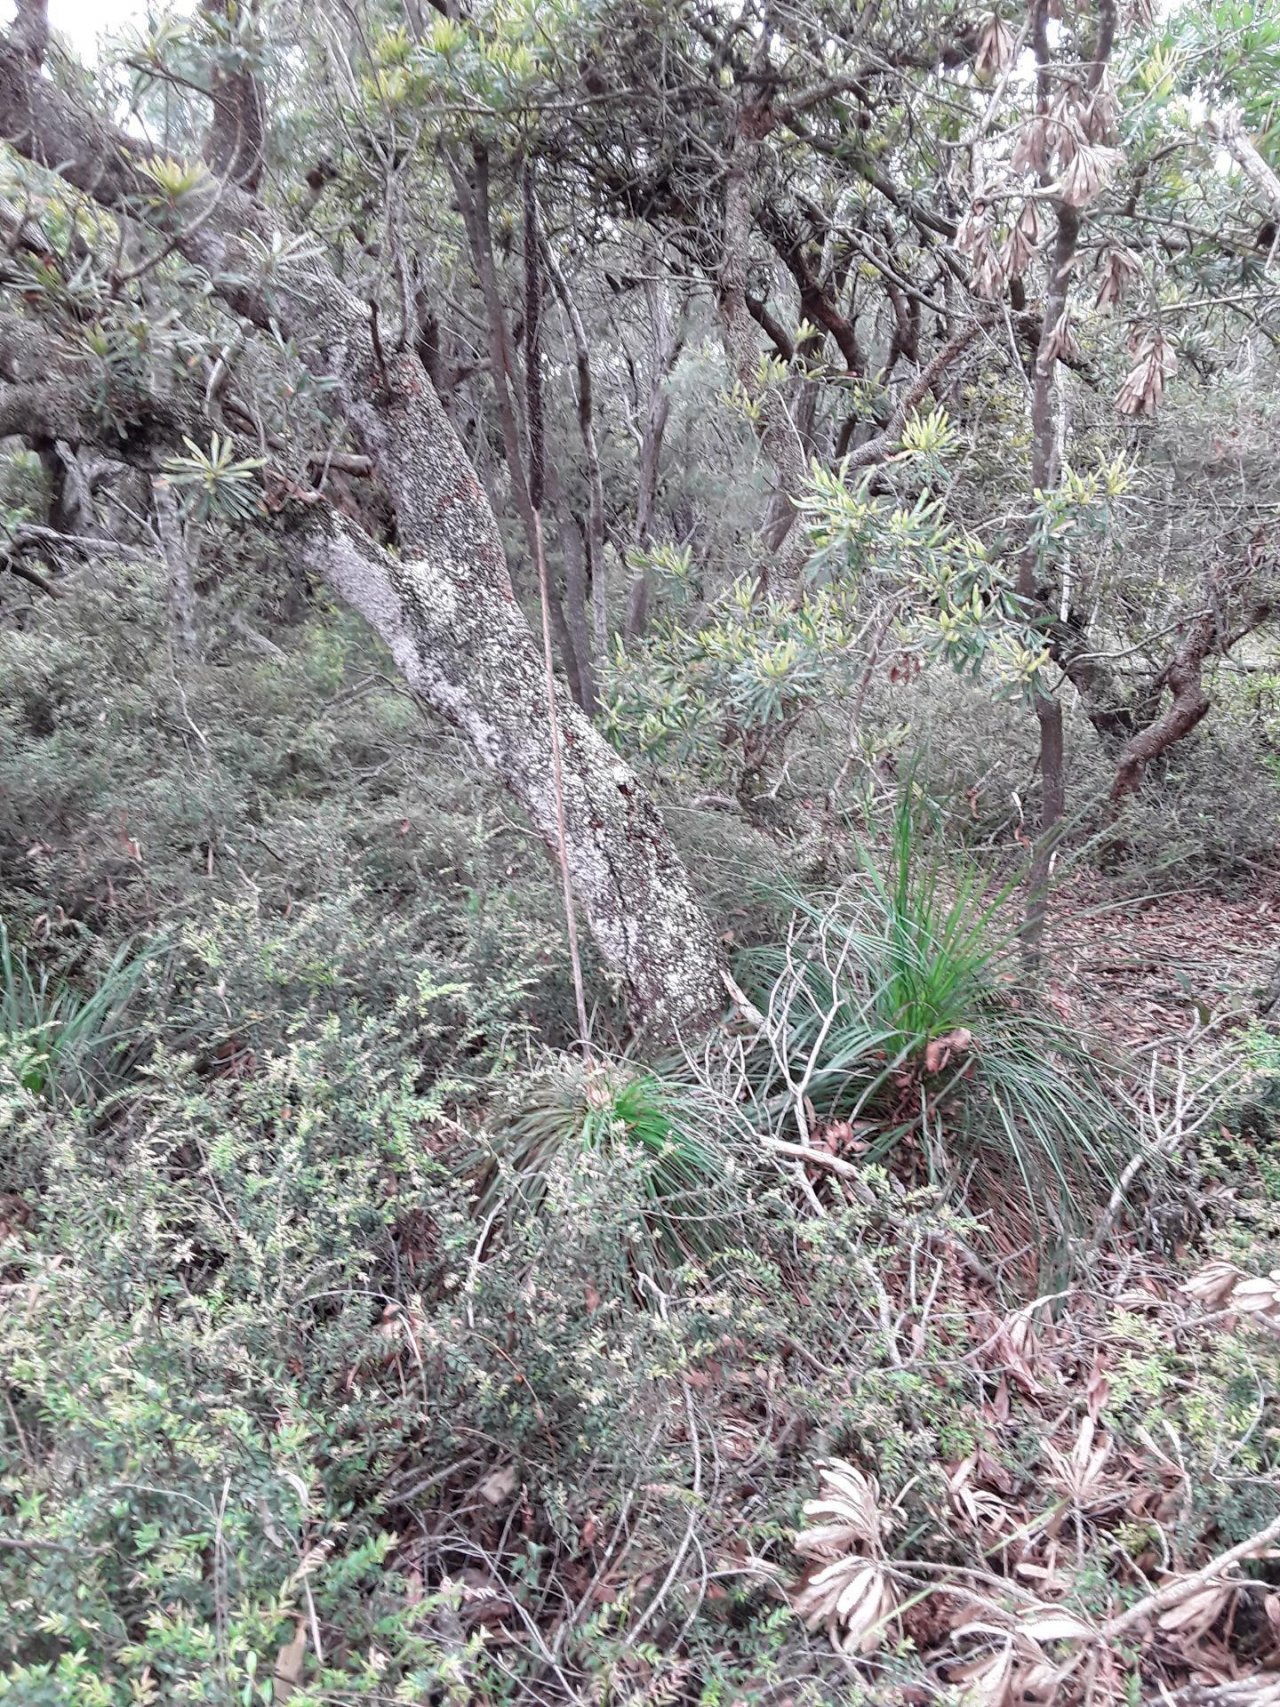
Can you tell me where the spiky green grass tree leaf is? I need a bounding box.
[741,794,1125,1244]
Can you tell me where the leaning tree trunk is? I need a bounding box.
[0,22,724,1037]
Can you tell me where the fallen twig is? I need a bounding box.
[1101,1510,1280,1640]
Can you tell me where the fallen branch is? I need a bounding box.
[1101,1509,1280,1640]
[4,555,60,597]
[760,1135,876,1203]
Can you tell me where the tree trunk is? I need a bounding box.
[452,147,596,709]
[542,236,609,664]
[558,511,598,711]
[0,27,724,1036]
[451,145,538,556]
[717,70,812,599]
[624,278,682,640]
[200,0,265,191]
[282,501,721,1032]
[1016,0,1116,961]
[152,474,198,661]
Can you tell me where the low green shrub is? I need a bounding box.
[472,1053,743,1269]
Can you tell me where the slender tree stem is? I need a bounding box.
[524,162,592,1056]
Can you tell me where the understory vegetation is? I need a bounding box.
[3,0,1280,1698]
[3,571,1279,1705]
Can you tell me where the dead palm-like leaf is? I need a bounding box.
[795,1458,886,1556]
[1016,1607,1097,1643]
[952,1637,1017,1705]
[1116,330,1176,417]
[1080,80,1120,144]
[1181,1260,1241,1310]
[1040,308,1082,369]
[1011,117,1051,175]
[791,1555,900,1654]
[1043,1416,1111,1509]
[1156,1579,1234,1637]
[974,13,1016,82]
[1094,246,1142,310]
[1055,141,1123,208]
[1228,1269,1280,1328]
[1001,199,1041,278]
[791,1460,900,1653]
[948,1455,1013,1535]
[957,205,1006,300]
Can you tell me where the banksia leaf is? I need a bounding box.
[791,1556,899,1654]
[1094,246,1142,310]
[974,12,1015,82]
[1116,330,1176,416]
[957,205,1005,299]
[1011,117,1051,175]
[1001,198,1041,277]
[1056,141,1123,208]
[1040,308,1082,368]
[1180,1259,1240,1310]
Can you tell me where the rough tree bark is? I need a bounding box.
[717,58,813,599]
[1018,0,1116,960]
[624,275,683,640]
[201,0,266,192]
[0,16,724,1037]
[1209,109,1280,222]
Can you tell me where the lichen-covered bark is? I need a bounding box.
[0,29,725,1036]
[284,504,721,1033]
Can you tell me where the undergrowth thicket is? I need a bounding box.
[2,568,1279,1704]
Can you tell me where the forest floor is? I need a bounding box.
[1046,876,1280,1061]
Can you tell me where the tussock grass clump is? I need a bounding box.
[742,797,1125,1240]
[474,1053,740,1266]
[0,917,155,1106]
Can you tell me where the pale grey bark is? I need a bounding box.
[0,31,724,1035]
[282,503,720,1031]
[1209,110,1280,223]
[151,475,198,661]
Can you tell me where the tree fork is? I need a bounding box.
[0,8,724,1038]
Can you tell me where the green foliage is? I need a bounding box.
[604,444,1048,789]
[0,917,154,1106]
[604,574,873,763]
[0,558,1276,1705]
[803,458,1047,692]
[1026,455,1134,576]
[0,562,587,1047]
[741,794,1125,1236]
[474,1054,739,1265]
[161,436,267,524]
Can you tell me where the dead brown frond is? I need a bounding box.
[1116,329,1177,416]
